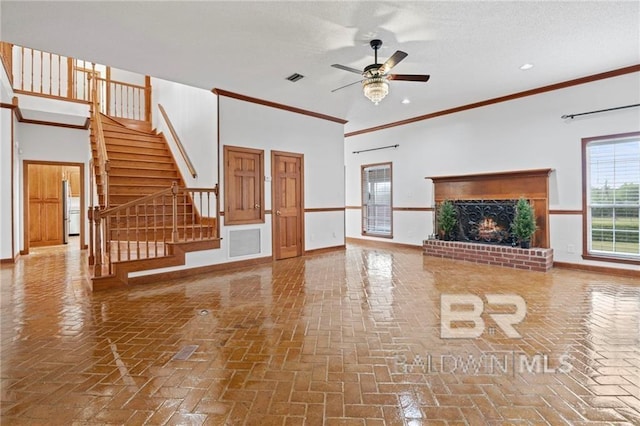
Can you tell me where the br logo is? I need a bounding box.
[440,294,526,339]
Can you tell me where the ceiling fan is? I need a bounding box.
[331,39,430,105]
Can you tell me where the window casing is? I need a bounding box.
[583,132,640,263]
[361,162,392,238]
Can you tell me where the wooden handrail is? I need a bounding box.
[158,103,198,178]
[101,186,174,216]
[90,75,110,208]
[93,183,219,275]
[100,185,217,218]
[95,76,146,90]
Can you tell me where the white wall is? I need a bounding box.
[345,73,640,270]
[0,108,13,259]
[151,77,217,188]
[16,124,90,250]
[18,93,89,119]
[0,62,13,104]
[218,96,345,254]
[131,94,345,277]
[0,52,17,260]
[110,67,145,86]
[12,114,20,258]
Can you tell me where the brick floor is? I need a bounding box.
[1,241,639,425]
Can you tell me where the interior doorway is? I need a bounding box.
[271,151,304,260]
[23,161,85,254]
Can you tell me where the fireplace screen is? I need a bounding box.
[450,200,517,245]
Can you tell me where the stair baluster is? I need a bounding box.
[93,207,102,277]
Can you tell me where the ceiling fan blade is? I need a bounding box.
[380,50,408,74]
[331,79,363,93]
[331,64,363,75]
[388,74,431,82]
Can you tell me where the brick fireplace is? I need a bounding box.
[423,239,554,272]
[424,168,554,271]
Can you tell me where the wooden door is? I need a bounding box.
[272,151,304,260]
[28,164,63,247]
[224,146,264,225]
[64,166,80,196]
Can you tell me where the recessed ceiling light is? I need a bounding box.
[402,98,411,104]
[520,63,534,70]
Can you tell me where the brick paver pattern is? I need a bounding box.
[1,242,639,425]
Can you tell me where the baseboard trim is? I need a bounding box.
[0,253,19,264]
[553,261,640,278]
[305,245,346,256]
[346,237,423,251]
[128,255,274,286]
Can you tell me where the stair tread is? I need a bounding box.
[109,158,175,164]
[107,150,169,157]
[109,175,180,180]
[105,144,166,152]
[105,137,167,149]
[109,163,178,171]
[108,154,174,161]
[100,115,156,135]
[109,174,180,179]
[100,132,159,141]
[109,182,171,188]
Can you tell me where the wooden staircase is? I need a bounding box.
[89,114,220,290]
[99,115,177,196]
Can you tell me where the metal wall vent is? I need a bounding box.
[229,229,261,257]
[286,73,304,82]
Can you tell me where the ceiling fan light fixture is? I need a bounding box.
[363,77,389,105]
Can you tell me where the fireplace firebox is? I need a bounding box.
[442,200,517,246]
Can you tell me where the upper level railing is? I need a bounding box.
[96,77,150,121]
[1,42,151,122]
[0,42,13,85]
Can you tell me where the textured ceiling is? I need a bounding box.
[2,1,639,132]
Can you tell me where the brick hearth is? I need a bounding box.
[423,239,554,272]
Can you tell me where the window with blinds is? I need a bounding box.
[585,134,639,260]
[361,162,392,237]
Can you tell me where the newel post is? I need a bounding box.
[144,75,152,124]
[171,182,179,243]
[88,207,94,266]
[93,207,102,277]
[104,160,110,209]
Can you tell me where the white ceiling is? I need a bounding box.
[2,1,639,132]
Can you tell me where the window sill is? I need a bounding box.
[362,232,394,239]
[582,253,640,266]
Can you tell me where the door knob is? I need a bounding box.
[276,211,281,216]
[254,204,260,209]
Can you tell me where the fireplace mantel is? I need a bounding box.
[426,168,553,248]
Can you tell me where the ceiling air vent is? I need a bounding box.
[286,73,304,82]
